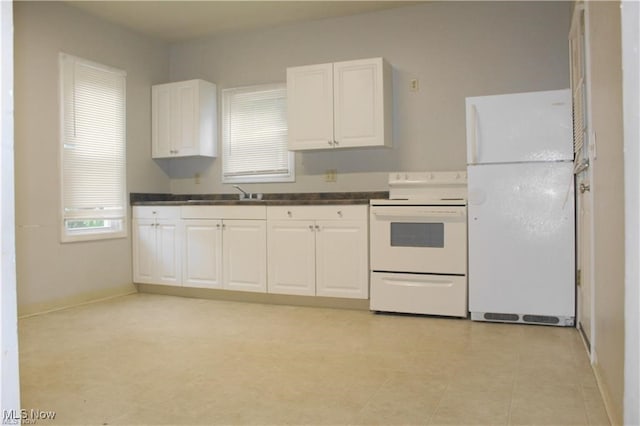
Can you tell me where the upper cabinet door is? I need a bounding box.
[152,85,172,158]
[174,82,198,156]
[287,57,392,151]
[287,63,334,150]
[151,79,217,159]
[333,58,391,149]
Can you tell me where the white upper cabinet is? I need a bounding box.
[152,79,217,158]
[287,58,392,150]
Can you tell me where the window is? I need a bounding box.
[222,84,294,183]
[59,53,126,242]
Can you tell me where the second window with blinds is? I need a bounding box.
[221,84,294,183]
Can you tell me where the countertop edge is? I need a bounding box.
[130,191,389,206]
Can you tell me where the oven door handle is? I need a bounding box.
[371,208,465,218]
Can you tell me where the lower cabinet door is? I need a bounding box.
[183,220,223,289]
[223,220,267,293]
[155,220,182,286]
[267,220,316,296]
[133,219,156,284]
[315,220,369,299]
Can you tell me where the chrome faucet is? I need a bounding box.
[233,185,251,199]
[232,185,263,201]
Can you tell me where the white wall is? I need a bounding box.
[0,0,21,414]
[13,2,172,314]
[585,2,626,424]
[621,1,640,424]
[167,1,572,195]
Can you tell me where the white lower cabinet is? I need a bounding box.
[222,220,267,293]
[267,220,317,296]
[315,220,368,298]
[182,219,223,288]
[267,206,369,299]
[133,204,367,300]
[133,207,182,286]
[180,207,267,293]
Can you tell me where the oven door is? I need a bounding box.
[370,205,467,275]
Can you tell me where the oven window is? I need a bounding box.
[390,222,444,248]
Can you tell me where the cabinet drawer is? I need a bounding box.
[133,206,181,219]
[267,205,367,221]
[181,205,266,220]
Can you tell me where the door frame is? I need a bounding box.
[0,0,21,414]
[570,1,597,362]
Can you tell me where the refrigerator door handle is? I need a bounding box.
[471,104,479,164]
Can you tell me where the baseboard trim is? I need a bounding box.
[136,284,370,311]
[18,284,137,318]
[592,361,623,426]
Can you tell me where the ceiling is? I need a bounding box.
[65,1,421,42]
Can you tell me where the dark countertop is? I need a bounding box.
[130,191,389,206]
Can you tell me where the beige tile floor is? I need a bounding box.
[19,293,610,426]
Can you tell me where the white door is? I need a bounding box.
[570,4,594,348]
[183,219,222,289]
[577,175,593,342]
[223,220,267,293]
[286,63,334,150]
[151,84,172,157]
[267,220,316,296]
[468,162,575,318]
[132,219,156,284]
[333,58,384,148]
[315,220,368,299]
[174,81,197,156]
[466,89,573,164]
[155,219,181,286]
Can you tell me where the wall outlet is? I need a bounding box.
[410,79,419,92]
[324,169,337,182]
[194,172,201,184]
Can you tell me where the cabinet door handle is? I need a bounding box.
[334,140,339,146]
[308,225,314,231]
[337,210,343,217]
[315,225,320,231]
[287,211,292,217]
[216,223,221,229]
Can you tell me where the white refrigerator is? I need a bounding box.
[466,89,575,326]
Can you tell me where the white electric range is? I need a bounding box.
[369,171,468,317]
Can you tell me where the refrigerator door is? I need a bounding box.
[468,162,575,320]
[466,89,573,165]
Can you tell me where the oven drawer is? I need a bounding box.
[370,272,467,317]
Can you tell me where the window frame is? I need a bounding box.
[58,53,127,243]
[221,83,294,184]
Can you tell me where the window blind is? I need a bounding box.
[59,53,126,232]
[222,84,293,182]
